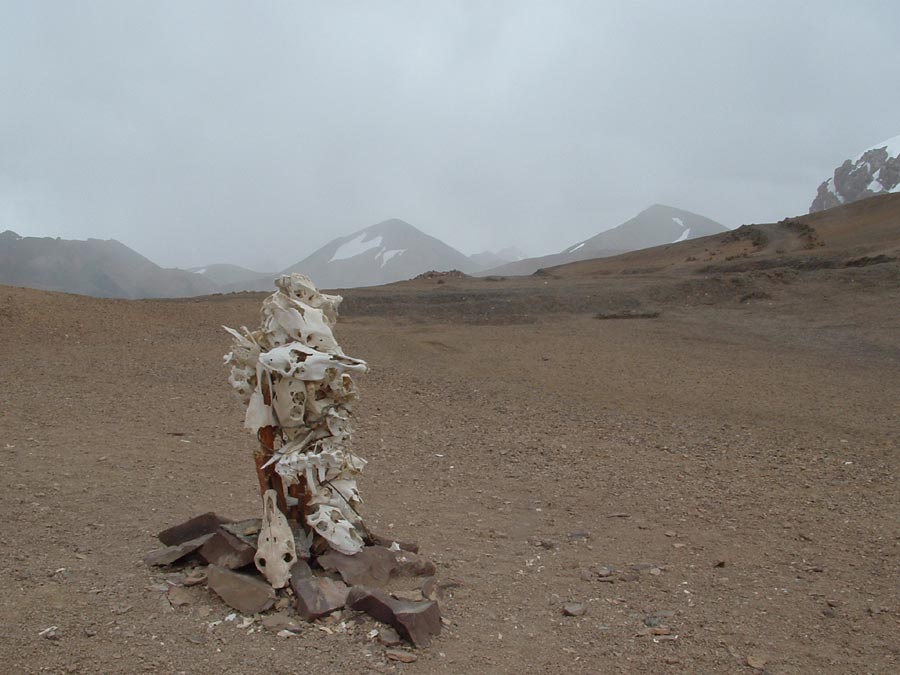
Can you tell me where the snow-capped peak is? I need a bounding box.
[811,133,900,212]
[865,133,900,159]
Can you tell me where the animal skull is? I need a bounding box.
[306,503,365,555]
[255,490,297,588]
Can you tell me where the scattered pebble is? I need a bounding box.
[746,655,768,669]
[386,648,417,663]
[167,587,193,607]
[39,626,60,641]
[562,603,586,617]
[378,626,402,647]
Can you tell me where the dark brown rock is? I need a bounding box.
[290,560,313,583]
[206,565,275,615]
[318,546,398,586]
[394,550,437,577]
[199,529,256,569]
[318,545,437,586]
[158,512,233,546]
[221,518,262,548]
[292,576,349,621]
[143,533,214,566]
[347,585,441,648]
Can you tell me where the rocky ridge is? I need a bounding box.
[810,134,900,212]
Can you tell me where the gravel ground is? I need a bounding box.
[1,264,898,674]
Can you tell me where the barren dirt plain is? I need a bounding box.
[2,205,899,673]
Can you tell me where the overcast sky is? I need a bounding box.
[2,1,898,271]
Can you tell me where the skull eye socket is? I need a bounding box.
[257,557,267,567]
[283,552,293,563]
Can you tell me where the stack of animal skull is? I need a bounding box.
[224,273,368,587]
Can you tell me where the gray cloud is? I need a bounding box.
[2,1,899,270]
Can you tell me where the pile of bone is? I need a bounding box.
[224,273,369,555]
[144,512,447,648]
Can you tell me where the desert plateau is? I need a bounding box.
[1,195,898,674]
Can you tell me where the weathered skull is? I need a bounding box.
[255,490,297,588]
[306,503,364,555]
[271,376,308,428]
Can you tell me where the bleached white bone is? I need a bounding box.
[271,376,308,428]
[258,342,367,381]
[255,490,297,588]
[306,504,364,555]
[274,446,366,494]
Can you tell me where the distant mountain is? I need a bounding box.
[547,191,900,280]
[0,230,219,299]
[483,205,728,276]
[266,218,475,290]
[188,263,273,287]
[810,134,900,213]
[468,246,526,271]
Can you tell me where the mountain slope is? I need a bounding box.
[0,230,218,299]
[468,247,527,271]
[188,263,273,287]
[546,191,900,279]
[277,218,475,290]
[810,134,900,212]
[484,205,728,276]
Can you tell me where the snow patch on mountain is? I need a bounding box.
[379,249,406,267]
[672,228,691,243]
[330,233,384,262]
[278,218,474,290]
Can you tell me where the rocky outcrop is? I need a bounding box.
[811,136,900,213]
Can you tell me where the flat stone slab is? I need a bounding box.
[206,565,275,615]
[158,513,233,546]
[318,546,397,586]
[318,546,436,586]
[221,518,262,548]
[292,576,349,621]
[347,585,441,648]
[199,529,256,569]
[144,533,215,566]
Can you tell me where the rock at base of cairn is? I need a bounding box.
[318,545,436,586]
[207,565,276,615]
[347,585,441,648]
[143,533,215,566]
[292,575,350,621]
[158,512,233,546]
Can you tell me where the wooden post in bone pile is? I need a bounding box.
[224,273,370,584]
